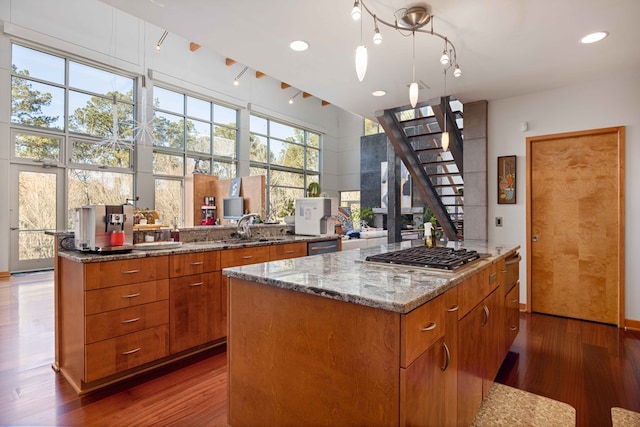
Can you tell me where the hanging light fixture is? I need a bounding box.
[440,38,450,65]
[409,31,418,108]
[355,1,367,82]
[372,16,382,45]
[441,69,450,151]
[351,0,361,20]
[351,1,462,103]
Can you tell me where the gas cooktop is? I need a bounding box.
[365,246,486,271]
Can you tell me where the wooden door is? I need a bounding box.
[527,127,624,325]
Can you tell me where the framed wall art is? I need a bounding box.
[498,155,516,204]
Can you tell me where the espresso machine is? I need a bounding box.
[74,204,134,253]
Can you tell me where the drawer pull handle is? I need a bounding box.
[122,317,140,324]
[189,282,204,287]
[190,261,204,266]
[511,298,518,303]
[482,305,490,326]
[489,272,498,283]
[285,250,295,254]
[501,269,507,273]
[122,269,141,275]
[447,305,459,312]
[510,325,518,331]
[242,255,253,259]
[122,293,140,299]
[122,347,141,355]
[421,322,437,332]
[441,342,451,372]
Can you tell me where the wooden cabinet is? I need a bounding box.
[401,293,445,367]
[169,251,220,277]
[169,272,222,353]
[505,282,520,353]
[457,270,504,426]
[400,287,458,426]
[220,246,270,269]
[504,252,521,355]
[269,242,307,261]
[58,256,170,393]
[169,250,223,354]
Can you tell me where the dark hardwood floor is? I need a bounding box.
[1,271,638,426]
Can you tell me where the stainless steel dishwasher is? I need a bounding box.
[307,240,339,255]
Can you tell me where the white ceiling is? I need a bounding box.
[100,0,640,119]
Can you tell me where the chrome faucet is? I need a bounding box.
[236,213,260,239]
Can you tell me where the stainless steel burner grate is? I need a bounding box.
[365,246,484,271]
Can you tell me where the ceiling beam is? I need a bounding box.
[256,71,266,79]
[225,58,236,66]
[281,82,291,89]
[189,42,201,52]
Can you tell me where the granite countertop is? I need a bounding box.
[57,234,340,263]
[223,241,520,314]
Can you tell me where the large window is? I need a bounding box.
[152,86,239,224]
[10,44,136,228]
[249,115,320,221]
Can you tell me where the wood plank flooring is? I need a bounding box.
[1,271,639,426]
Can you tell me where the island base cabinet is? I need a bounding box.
[228,277,401,427]
[400,338,447,426]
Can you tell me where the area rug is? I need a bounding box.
[471,383,576,426]
[611,407,640,427]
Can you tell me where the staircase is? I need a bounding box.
[376,96,464,240]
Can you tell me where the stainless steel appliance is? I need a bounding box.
[294,197,337,236]
[365,246,486,271]
[74,204,134,253]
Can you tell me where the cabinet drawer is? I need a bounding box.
[269,242,307,261]
[220,246,270,268]
[169,251,220,277]
[85,279,169,315]
[85,300,169,343]
[85,256,169,290]
[85,324,169,383]
[401,294,445,367]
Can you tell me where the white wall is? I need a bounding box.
[487,71,640,322]
[0,0,362,273]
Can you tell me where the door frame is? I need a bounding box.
[525,126,625,327]
[9,163,66,273]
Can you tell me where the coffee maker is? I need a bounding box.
[74,204,134,253]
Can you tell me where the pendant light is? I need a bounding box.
[355,2,367,82]
[409,31,418,108]
[441,69,450,151]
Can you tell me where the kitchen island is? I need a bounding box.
[223,241,520,426]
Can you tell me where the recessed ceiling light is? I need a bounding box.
[372,90,386,97]
[289,40,309,52]
[580,31,608,44]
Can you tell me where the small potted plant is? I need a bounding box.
[307,182,321,197]
[279,198,296,225]
[357,206,374,228]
